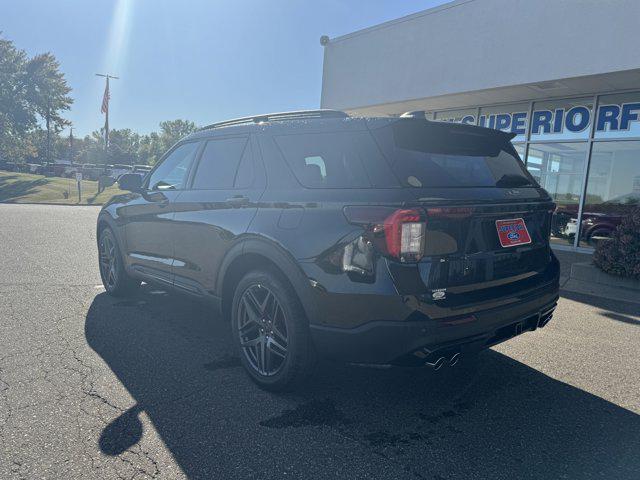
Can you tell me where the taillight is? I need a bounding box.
[382,209,425,261]
[344,206,426,263]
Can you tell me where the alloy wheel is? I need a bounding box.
[237,284,289,376]
[99,234,118,290]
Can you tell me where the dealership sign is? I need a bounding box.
[444,102,640,136]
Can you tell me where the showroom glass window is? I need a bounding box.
[431,91,640,252]
[530,98,594,142]
[527,97,593,247]
[526,143,588,247]
[578,91,640,247]
[579,141,640,247]
[513,144,526,163]
[594,92,640,140]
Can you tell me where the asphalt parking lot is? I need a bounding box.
[1,203,639,480]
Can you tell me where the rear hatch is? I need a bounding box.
[413,197,553,291]
[366,118,555,302]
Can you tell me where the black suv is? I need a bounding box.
[97,110,559,390]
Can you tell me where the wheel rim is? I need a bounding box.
[99,234,118,290]
[237,284,289,377]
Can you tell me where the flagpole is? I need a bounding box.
[95,73,119,171]
[105,77,109,152]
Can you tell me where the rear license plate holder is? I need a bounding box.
[495,218,532,247]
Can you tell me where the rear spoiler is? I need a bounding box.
[399,110,517,142]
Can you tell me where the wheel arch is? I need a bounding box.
[96,213,127,261]
[219,238,317,325]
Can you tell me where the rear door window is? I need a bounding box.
[191,137,249,189]
[274,132,398,188]
[370,119,536,188]
[233,142,255,188]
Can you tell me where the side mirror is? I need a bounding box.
[118,173,143,192]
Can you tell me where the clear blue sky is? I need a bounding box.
[3,0,447,137]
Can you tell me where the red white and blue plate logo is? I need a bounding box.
[495,218,532,247]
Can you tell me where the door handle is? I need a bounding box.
[226,195,249,206]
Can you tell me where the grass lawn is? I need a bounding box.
[0,170,122,205]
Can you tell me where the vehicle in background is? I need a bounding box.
[110,164,133,180]
[558,192,640,246]
[42,162,67,177]
[97,110,560,391]
[132,164,152,176]
[81,164,103,181]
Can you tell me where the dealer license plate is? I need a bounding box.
[495,218,532,247]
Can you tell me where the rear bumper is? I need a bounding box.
[309,276,559,365]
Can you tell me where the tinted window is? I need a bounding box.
[192,137,249,189]
[274,132,398,188]
[148,142,200,190]
[233,143,255,188]
[371,119,536,188]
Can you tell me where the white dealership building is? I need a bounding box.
[320,0,640,251]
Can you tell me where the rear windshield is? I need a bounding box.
[370,119,536,188]
[274,131,399,188]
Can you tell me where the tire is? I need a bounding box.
[98,227,140,297]
[231,269,315,391]
[586,228,612,247]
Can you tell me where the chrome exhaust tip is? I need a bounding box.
[537,306,556,328]
[538,313,553,328]
[514,322,523,336]
[425,357,446,370]
[449,352,461,367]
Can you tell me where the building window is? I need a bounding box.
[526,143,588,246]
[593,92,640,139]
[530,97,594,142]
[479,103,530,143]
[578,141,640,247]
[513,143,526,163]
[431,91,640,252]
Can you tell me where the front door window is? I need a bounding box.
[147,142,200,191]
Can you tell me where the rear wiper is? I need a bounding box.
[495,174,533,188]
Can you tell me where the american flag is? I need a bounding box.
[101,81,110,114]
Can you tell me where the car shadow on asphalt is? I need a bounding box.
[85,287,640,480]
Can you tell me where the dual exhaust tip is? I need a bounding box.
[423,306,556,370]
[425,352,460,370]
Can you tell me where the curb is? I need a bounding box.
[561,262,640,305]
[571,262,640,291]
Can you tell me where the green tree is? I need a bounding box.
[0,34,72,164]
[25,53,73,162]
[0,34,34,162]
[77,131,107,165]
[108,128,141,165]
[137,132,164,165]
[158,119,197,151]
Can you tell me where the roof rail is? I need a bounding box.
[199,109,349,131]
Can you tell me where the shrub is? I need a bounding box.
[593,206,640,279]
